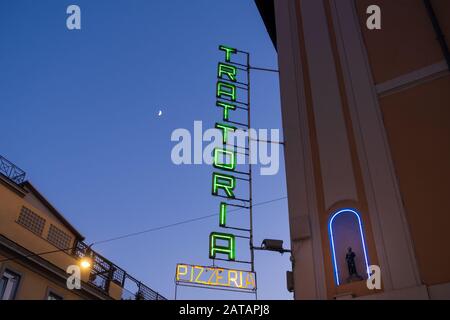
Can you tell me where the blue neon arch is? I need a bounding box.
[328,208,370,286]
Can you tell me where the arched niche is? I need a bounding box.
[329,208,370,286]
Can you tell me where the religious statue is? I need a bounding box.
[345,247,363,282]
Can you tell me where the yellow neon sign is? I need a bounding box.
[176,264,256,291]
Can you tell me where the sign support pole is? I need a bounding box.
[240,49,257,301]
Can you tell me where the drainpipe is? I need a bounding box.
[423,0,450,71]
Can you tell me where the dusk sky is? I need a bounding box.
[0,0,291,299]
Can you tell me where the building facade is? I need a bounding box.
[256,0,450,299]
[0,154,165,300]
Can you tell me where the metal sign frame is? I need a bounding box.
[175,46,258,299]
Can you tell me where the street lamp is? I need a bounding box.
[79,257,92,270]
[79,245,93,270]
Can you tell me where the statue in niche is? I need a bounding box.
[345,247,363,283]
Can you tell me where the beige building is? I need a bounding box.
[0,154,165,300]
[256,0,450,299]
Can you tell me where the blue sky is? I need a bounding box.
[0,0,291,299]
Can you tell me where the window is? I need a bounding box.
[0,269,21,300]
[17,206,46,236]
[47,224,72,250]
[47,291,63,300]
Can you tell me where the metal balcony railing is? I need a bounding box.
[0,154,165,300]
[0,155,26,184]
[74,241,166,300]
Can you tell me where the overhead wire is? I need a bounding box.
[91,195,287,246]
[0,196,287,263]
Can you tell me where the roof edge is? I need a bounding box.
[255,0,277,50]
[22,181,85,241]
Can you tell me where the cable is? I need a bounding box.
[91,215,218,246]
[91,195,287,246]
[0,196,287,263]
[0,247,76,263]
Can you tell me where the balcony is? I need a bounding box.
[0,155,26,184]
[74,241,166,300]
[0,153,165,300]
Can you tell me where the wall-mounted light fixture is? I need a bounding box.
[254,239,291,254]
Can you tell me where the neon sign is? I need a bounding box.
[176,264,256,291]
[175,45,256,295]
[329,208,370,286]
[209,45,241,261]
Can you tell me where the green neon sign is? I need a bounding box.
[212,172,236,198]
[218,63,237,82]
[217,81,236,101]
[219,45,237,62]
[208,45,243,264]
[219,202,227,227]
[216,101,236,121]
[209,232,236,260]
[213,147,236,171]
[215,122,236,144]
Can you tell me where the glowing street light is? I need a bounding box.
[79,257,92,270]
[79,245,93,270]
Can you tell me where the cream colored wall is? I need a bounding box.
[274,0,385,299]
[0,254,82,300]
[23,189,78,244]
[355,0,450,287]
[0,181,125,299]
[273,0,328,299]
[108,281,124,300]
[274,0,435,299]
[0,182,79,271]
[273,0,449,299]
[0,181,121,299]
[380,75,450,286]
[355,0,449,84]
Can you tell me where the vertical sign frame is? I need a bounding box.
[175,46,257,299]
[209,46,257,296]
